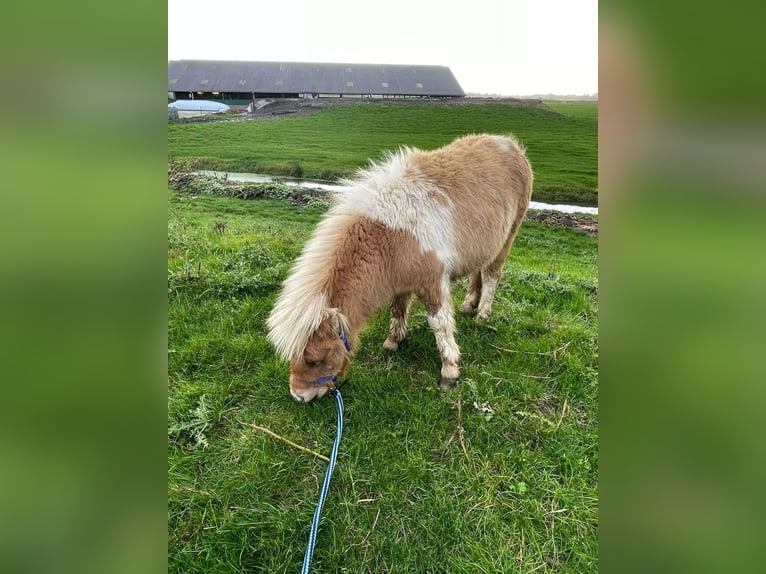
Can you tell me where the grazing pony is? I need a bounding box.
[267,134,533,403]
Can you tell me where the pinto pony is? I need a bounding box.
[267,134,533,402]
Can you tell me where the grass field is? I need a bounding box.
[168,102,598,205]
[168,188,598,572]
[544,101,599,120]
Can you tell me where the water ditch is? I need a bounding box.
[193,170,598,215]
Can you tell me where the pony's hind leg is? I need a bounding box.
[383,293,413,352]
[423,278,461,389]
[476,269,501,321]
[476,215,524,321]
[459,272,482,315]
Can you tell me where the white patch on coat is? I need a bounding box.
[337,149,460,273]
[502,133,525,153]
[492,135,511,152]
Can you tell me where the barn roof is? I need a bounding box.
[168,60,464,96]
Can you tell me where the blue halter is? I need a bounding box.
[310,328,351,385]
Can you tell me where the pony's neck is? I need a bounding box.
[325,265,388,337]
[324,221,392,338]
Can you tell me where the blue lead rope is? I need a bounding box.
[301,388,344,574]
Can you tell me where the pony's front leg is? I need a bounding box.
[424,278,461,390]
[383,292,413,352]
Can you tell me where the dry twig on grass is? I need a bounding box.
[440,386,470,462]
[238,420,330,462]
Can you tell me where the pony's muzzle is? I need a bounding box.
[289,378,330,403]
[290,389,310,403]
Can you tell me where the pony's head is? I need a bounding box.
[288,312,351,402]
[267,296,351,403]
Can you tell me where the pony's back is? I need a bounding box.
[335,134,532,277]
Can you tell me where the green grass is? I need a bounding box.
[168,190,598,573]
[544,100,599,121]
[168,103,597,205]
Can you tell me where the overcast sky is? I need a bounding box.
[168,0,597,96]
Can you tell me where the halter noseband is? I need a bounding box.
[310,328,351,385]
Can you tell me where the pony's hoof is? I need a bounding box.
[475,311,490,322]
[438,377,458,390]
[459,302,477,315]
[382,338,399,352]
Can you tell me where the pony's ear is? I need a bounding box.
[325,308,350,335]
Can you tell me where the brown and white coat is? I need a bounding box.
[267,134,533,402]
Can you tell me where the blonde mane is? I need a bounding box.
[266,211,356,361]
[268,148,421,362]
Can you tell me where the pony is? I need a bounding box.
[267,134,533,402]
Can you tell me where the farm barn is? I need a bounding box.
[168,60,465,104]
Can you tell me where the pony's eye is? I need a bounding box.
[306,359,319,368]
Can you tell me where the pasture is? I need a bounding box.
[168,102,598,205]
[168,184,598,572]
[544,100,600,120]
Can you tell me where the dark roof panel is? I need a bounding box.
[168,60,464,96]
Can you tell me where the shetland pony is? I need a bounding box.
[267,134,533,402]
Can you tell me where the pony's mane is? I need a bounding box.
[268,146,419,362]
[266,212,356,361]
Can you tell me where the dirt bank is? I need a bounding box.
[525,210,598,236]
[250,96,549,119]
[173,96,551,123]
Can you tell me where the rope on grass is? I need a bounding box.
[301,388,344,574]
